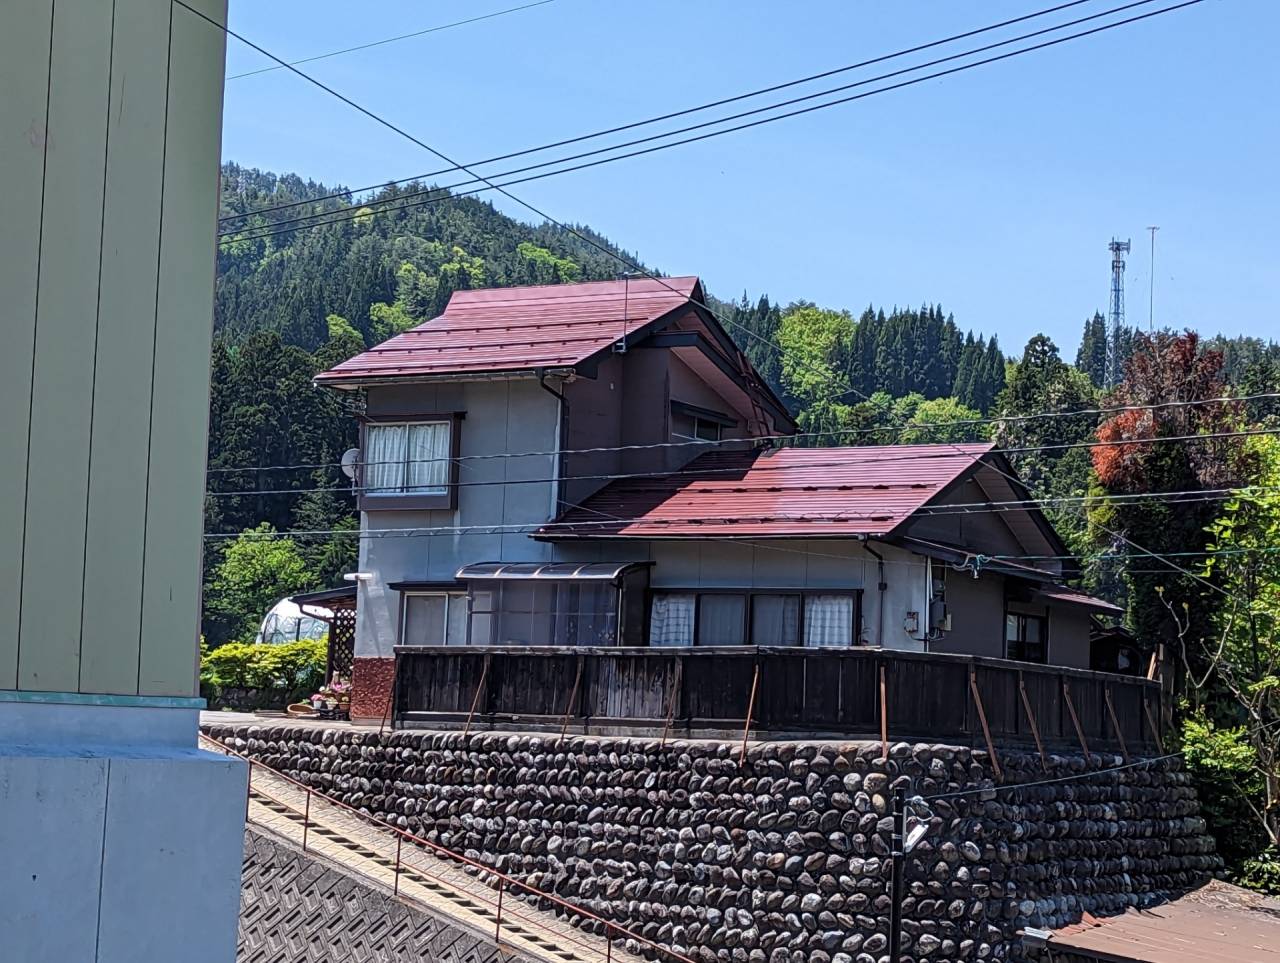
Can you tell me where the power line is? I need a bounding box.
[923,752,1186,802]
[217,0,1104,223]
[225,0,560,81]
[220,0,1162,237]
[203,428,1280,502]
[216,0,1206,246]
[185,0,1228,596]
[203,392,1275,477]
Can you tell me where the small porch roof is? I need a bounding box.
[455,561,651,581]
[289,585,357,610]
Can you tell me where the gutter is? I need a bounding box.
[537,368,567,519]
[314,367,578,391]
[862,538,887,648]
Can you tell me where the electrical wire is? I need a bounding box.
[218,0,1169,240]
[215,0,1208,246]
[202,392,1277,478]
[225,0,560,81]
[922,751,1186,802]
[202,428,1280,503]
[185,0,1235,597]
[217,0,1104,223]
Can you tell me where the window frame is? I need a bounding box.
[399,589,469,646]
[464,579,628,647]
[647,588,861,647]
[1004,609,1050,664]
[358,412,463,511]
[670,401,735,444]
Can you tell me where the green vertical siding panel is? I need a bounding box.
[18,0,114,692]
[0,0,54,690]
[138,0,226,696]
[79,0,172,695]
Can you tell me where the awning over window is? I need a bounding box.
[455,561,651,581]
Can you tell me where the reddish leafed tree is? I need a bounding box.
[1089,332,1246,657]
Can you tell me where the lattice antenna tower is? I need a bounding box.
[1107,238,1130,388]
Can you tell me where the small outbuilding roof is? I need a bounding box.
[316,276,703,385]
[540,443,995,539]
[1049,880,1280,962]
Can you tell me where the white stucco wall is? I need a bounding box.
[356,379,560,658]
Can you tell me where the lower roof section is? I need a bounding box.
[540,444,995,540]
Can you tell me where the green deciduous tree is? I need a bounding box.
[777,304,855,443]
[204,523,317,645]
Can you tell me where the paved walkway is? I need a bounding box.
[201,734,648,963]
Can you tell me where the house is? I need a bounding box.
[315,276,1122,723]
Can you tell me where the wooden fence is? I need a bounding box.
[393,645,1166,755]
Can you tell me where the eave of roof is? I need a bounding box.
[315,276,701,386]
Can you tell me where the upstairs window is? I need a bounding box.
[1005,612,1048,663]
[365,422,451,494]
[671,401,735,444]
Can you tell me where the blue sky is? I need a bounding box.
[220,0,1277,354]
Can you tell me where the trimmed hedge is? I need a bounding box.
[201,639,326,710]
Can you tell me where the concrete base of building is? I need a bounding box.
[0,692,247,963]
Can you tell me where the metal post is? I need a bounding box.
[244,760,252,821]
[393,834,403,896]
[495,878,505,945]
[889,784,906,963]
[739,661,761,765]
[879,662,889,761]
[606,923,614,962]
[302,792,311,852]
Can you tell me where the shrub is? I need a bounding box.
[201,638,327,709]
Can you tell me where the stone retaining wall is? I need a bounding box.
[204,722,1220,963]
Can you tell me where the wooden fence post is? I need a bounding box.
[739,661,761,766]
[559,655,585,744]
[1143,694,1165,754]
[1103,685,1130,763]
[968,666,1003,782]
[1062,678,1092,764]
[660,656,683,749]
[1018,671,1049,773]
[462,654,490,739]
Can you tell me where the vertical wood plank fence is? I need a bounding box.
[394,646,1165,754]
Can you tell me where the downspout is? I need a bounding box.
[537,369,566,519]
[862,538,887,649]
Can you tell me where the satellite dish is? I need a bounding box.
[340,448,361,481]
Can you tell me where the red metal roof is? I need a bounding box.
[316,276,702,384]
[1052,881,1280,962]
[541,443,994,539]
[1037,585,1124,614]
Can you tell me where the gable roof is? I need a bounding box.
[539,443,996,539]
[316,276,703,386]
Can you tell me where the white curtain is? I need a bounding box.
[405,422,450,493]
[804,595,854,647]
[649,593,695,647]
[364,424,405,492]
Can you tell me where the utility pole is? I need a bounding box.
[1147,226,1159,332]
[889,785,906,963]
